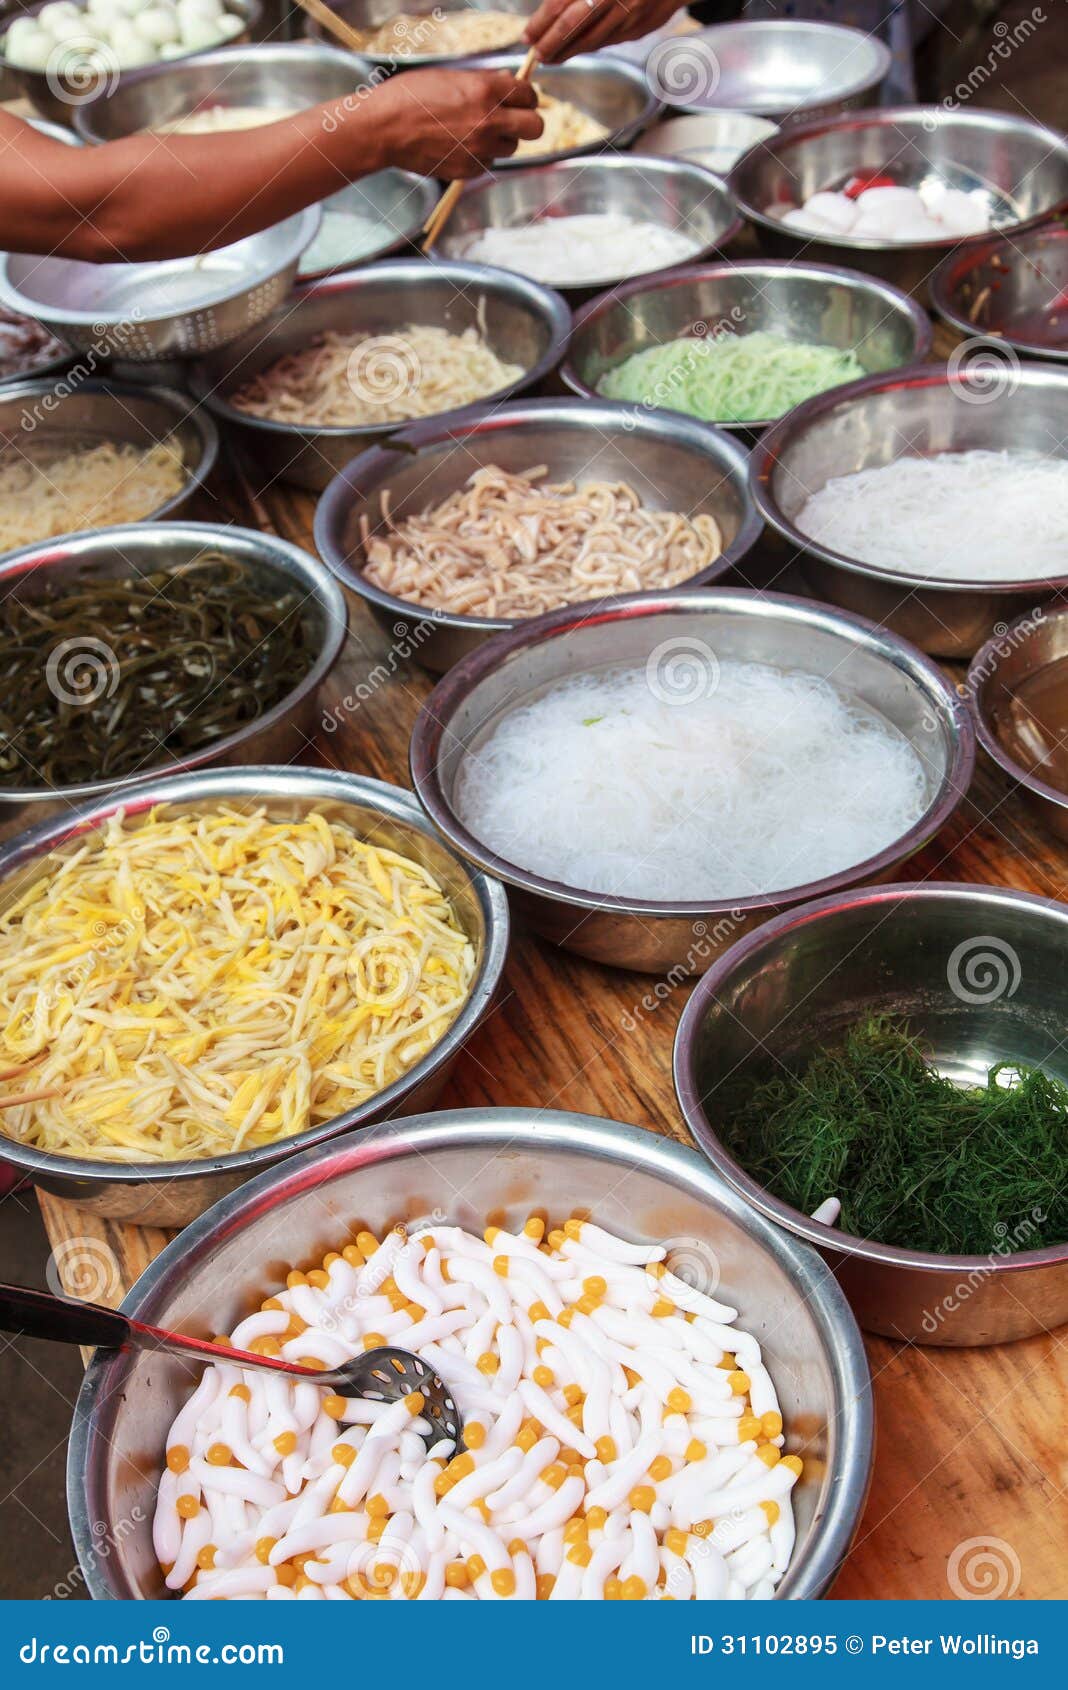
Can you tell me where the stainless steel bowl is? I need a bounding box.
[967,604,1068,842]
[315,397,763,673]
[0,210,320,362]
[305,0,538,67]
[191,259,571,493]
[69,1108,873,1598]
[656,20,889,125]
[72,38,366,143]
[409,588,973,974]
[750,361,1068,660]
[441,154,742,299]
[0,767,509,1224]
[729,107,1068,298]
[930,220,1068,364]
[0,375,215,518]
[448,49,661,167]
[297,171,441,283]
[634,111,779,177]
[0,520,345,818]
[560,258,933,437]
[0,0,261,127]
[674,882,1068,1345]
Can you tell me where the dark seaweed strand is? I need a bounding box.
[715,1016,1067,1255]
[0,556,312,789]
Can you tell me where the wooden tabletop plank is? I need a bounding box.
[32,351,1068,1601]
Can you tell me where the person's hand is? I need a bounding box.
[525,0,680,63]
[370,68,543,177]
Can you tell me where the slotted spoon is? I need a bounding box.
[0,1283,462,1449]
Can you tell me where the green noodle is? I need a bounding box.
[596,329,866,424]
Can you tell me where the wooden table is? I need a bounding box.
[34,329,1068,1602]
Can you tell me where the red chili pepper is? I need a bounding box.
[843,172,899,199]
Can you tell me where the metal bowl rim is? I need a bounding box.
[673,19,892,117]
[0,518,346,806]
[673,878,1068,1274]
[0,377,218,522]
[728,103,1068,251]
[0,764,510,1179]
[304,0,540,70]
[409,585,975,917]
[0,208,322,327]
[70,33,359,144]
[191,259,572,440]
[928,223,1068,364]
[750,358,1068,594]
[68,1105,874,1602]
[313,395,764,636]
[443,153,744,295]
[967,605,1068,817]
[559,256,935,434]
[296,172,442,286]
[444,48,662,166]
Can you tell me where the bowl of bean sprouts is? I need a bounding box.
[190,260,572,492]
[68,1108,873,1598]
[304,0,540,68]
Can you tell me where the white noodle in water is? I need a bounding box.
[795,450,1068,582]
[455,663,929,901]
[459,213,701,286]
[298,210,393,276]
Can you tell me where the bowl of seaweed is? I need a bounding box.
[674,881,1068,1345]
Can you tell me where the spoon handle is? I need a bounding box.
[0,1282,129,1348]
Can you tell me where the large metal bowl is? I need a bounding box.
[191,259,571,493]
[674,882,1068,1345]
[315,397,763,673]
[0,0,261,127]
[305,0,537,67]
[72,38,367,143]
[0,520,345,818]
[930,220,1068,364]
[729,107,1068,297]
[967,604,1068,843]
[448,49,660,167]
[297,171,441,283]
[68,1108,873,1598]
[0,768,509,1224]
[0,210,321,362]
[750,361,1068,660]
[560,258,933,436]
[0,376,216,530]
[409,588,973,975]
[654,20,890,126]
[441,154,742,299]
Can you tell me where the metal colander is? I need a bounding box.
[0,208,320,361]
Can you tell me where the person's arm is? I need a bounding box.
[0,68,542,263]
[524,0,685,61]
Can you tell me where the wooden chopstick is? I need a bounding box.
[289,0,369,55]
[0,1059,42,1084]
[422,46,539,254]
[0,1086,61,1109]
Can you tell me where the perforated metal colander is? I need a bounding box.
[0,208,320,361]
